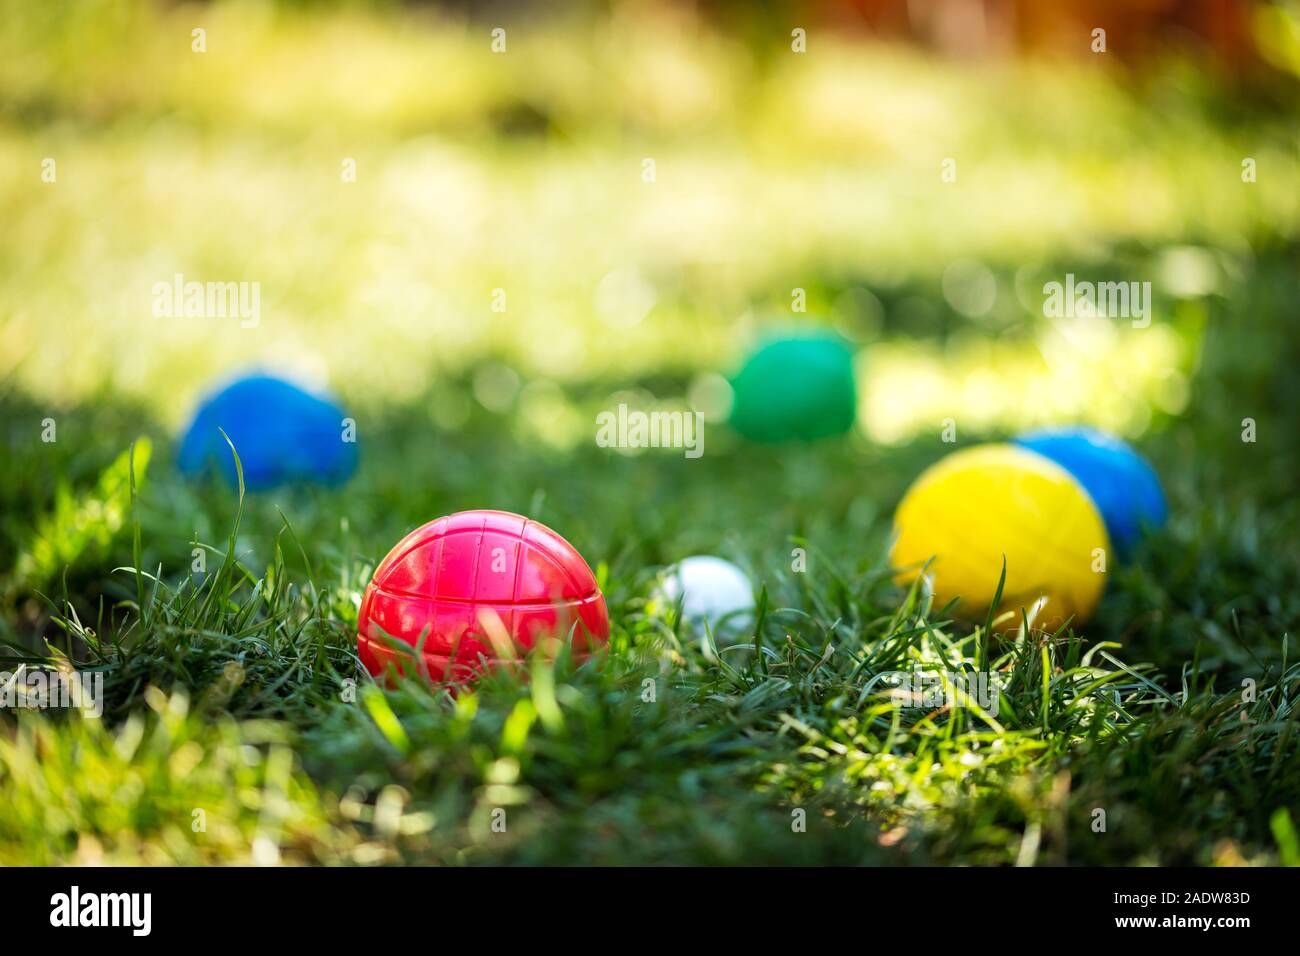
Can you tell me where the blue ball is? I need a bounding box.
[1013,427,1165,554]
[178,374,356,491]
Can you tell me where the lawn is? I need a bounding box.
[1,0,1298,866]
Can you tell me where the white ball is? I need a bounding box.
[660,555,755,638]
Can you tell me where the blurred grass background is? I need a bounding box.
[2,0,1300,865]
[3,0,1298,439]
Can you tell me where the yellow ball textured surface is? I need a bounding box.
[890,444,1111,629]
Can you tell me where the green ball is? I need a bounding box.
[727,333,857,442]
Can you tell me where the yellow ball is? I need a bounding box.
[890,444,1110,629]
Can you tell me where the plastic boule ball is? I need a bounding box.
[1014,426,1166,555]
[358,510,610,683]
[178,373,356,491]
[890,444,1110,629]
[727,332,857,442]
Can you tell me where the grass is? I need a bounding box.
[2,1,1299,866]
[1,250,1297,865]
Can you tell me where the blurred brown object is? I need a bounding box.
[812,0,1261,66]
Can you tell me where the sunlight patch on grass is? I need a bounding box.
[860,321,1192,444]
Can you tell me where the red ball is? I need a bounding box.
[358,510,610,682]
